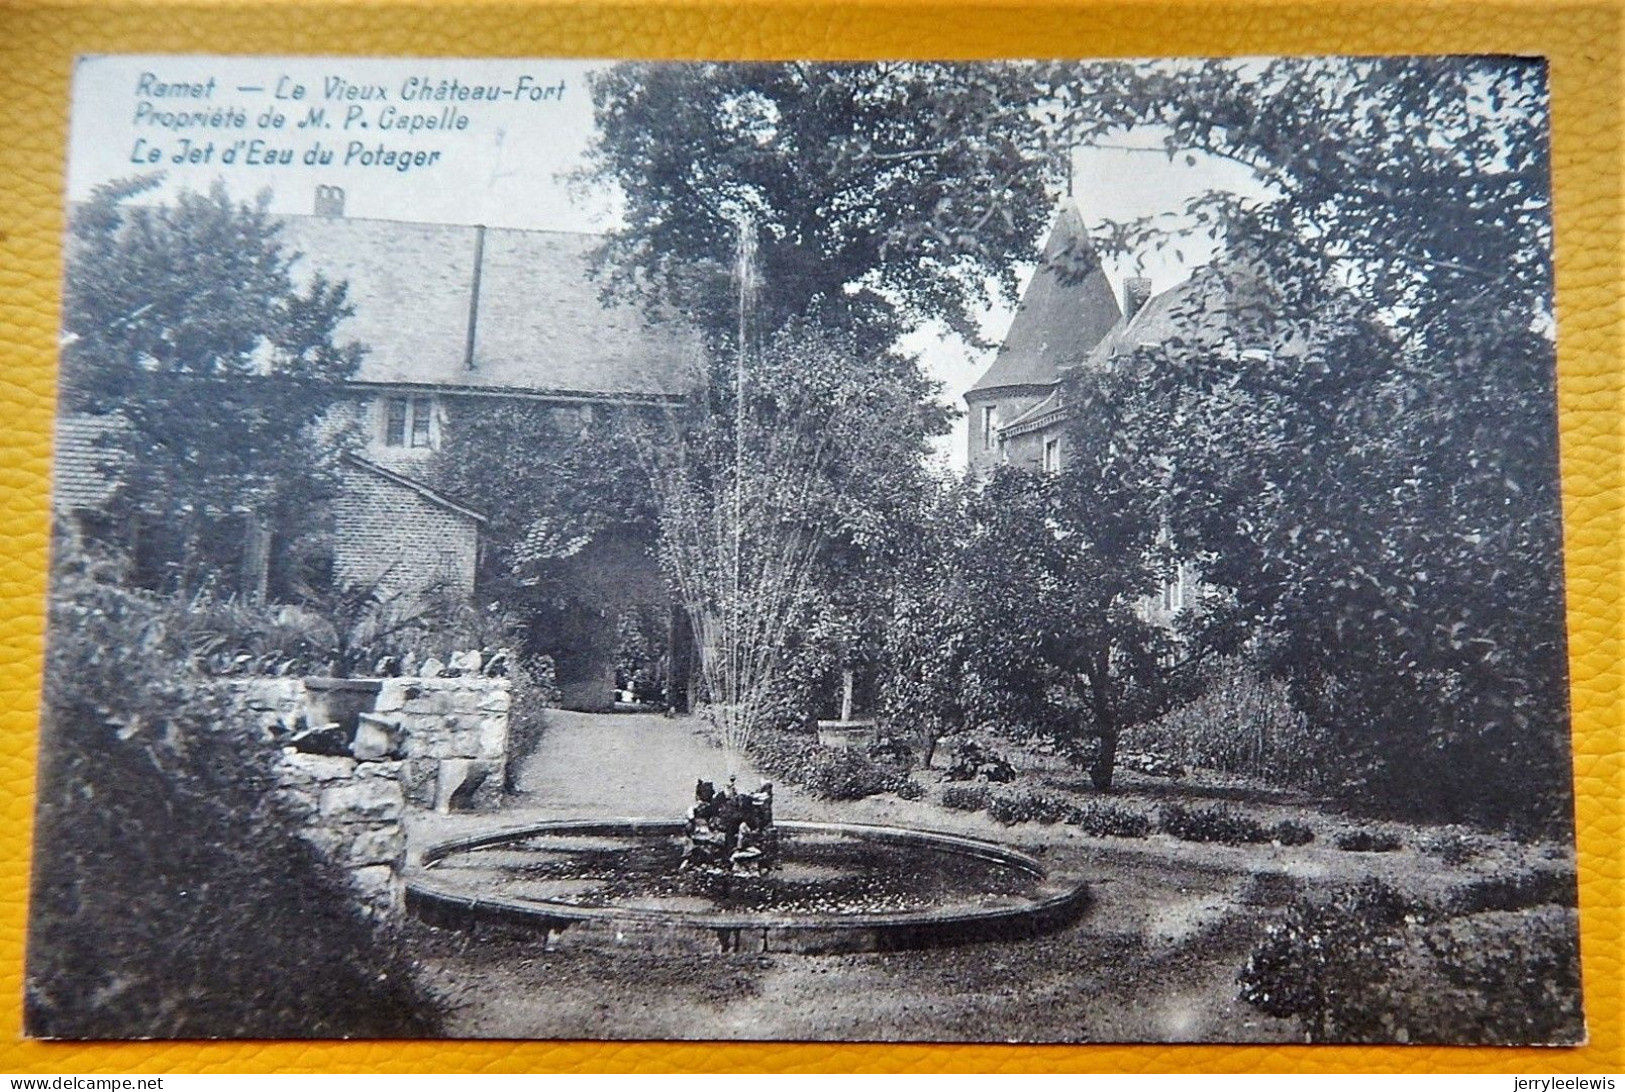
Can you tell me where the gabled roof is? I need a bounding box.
[968,203,1122,396]
[277,216,700,400]
[344,455,487,524]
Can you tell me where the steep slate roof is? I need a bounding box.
[1081,260,1286,370]
[277,216,700,399]
[967,203,1123,395]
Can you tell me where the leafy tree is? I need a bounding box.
[877,479,973,769]
[580,65,1017,729]
[954,358,1246,789]
[60,177,364,596]
[427,398,659,585]
[639,322,944,764]
[579,62,1060,352]
[424,397,670,698]
[1052,57,1568,826]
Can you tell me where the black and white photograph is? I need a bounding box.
[28,54,1581,1045]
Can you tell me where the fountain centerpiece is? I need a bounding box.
[680,777,778,872]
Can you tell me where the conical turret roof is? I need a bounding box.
[968,202,1123,395]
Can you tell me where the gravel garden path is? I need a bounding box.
[508,709,757,817]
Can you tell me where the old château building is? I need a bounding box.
[54,186,700,709]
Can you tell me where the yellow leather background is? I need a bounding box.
[0,0,1619,1073]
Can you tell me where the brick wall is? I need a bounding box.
[333,461,478,599]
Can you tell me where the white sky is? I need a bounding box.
[68,55,1269,471]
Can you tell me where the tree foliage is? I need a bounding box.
[638,322,942,760]
[567,58,1567,823]
[581,65,1006,728]
[427,398,659,587]
[953,361,1242,789]
[60,177,364,593]
[1049,58,1567,827]
[579,61,1060,351]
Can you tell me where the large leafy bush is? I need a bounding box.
[26,545,439,1037]
[1239,877,1582,1044]
[749,730,911,801]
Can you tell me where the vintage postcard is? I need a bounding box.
[28,53,1581,1044]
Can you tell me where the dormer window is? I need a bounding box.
[384,395,434,449]
[385,399,407,446]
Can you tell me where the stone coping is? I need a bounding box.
[406,818,1092,953]
[302,677,386,692]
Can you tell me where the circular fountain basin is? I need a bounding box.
[407,819,1091,954]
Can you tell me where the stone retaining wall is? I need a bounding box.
[226,672,512,915]
[276,751,407,914]
[373,677,510,812]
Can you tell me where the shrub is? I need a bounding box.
[1335,828,1405,853]
[27,555,440,1038]
[749,730,821,786]
[501,654,558,794]
[1417,829,1488,866]
[1406,907,1583,1044]
[168,575,522,680]
[1240,877,1583,1044]
[1443,867,1578,916]
[802,748,911,801]
[1117,750,1186,779]
[894,779,927,801]
[988,789,1072,825]
[1128,657,1326,786]
[750,731,909,802]
[941,785,992,812]
[1270,819,1316,846]
[868,736,917,769]
[1237,879,1412,1042]
[943,740,1016,783]
[1066,801,1153,838]
[1159,803,1272,845]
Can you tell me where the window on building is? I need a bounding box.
[1158,563,1190,613]
[1043,438,1060,474]
[384,398,407,446]
[982,405,997,450]
[410,396,433,448]
[383,395,435,449]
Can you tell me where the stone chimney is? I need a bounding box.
[314,185,346,218]
[1123,276,1152,320]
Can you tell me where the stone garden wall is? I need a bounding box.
[372,676,511,811]
[227,671,512,915]
[277,750,407,914]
